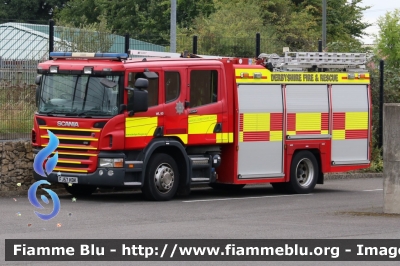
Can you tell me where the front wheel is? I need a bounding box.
[142,153,180,201]
[287,151,319,194]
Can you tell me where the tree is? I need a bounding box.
[259,0,319,51]
[53,0,215,44]
[325,40,372,53]
[0,0,67,22]
[375,9,400,69]
[289,0,371,43]
[178,0,280,57]
[364,9,400,171]
[372,9,400,116]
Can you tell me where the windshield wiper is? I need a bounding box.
[77,110,111,117]
[64,108,79,116]
[40,109,61,116]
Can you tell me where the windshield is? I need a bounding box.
[38,74,121,116]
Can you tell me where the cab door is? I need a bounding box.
[162,67,188,145]
[186,66,223,145]
[124,69,163,150]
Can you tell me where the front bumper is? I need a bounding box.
[32,147,143,187]
[33,168,142,187]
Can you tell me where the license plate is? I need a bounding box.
[58,176,78,184]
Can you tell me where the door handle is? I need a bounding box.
[189,109,197,114]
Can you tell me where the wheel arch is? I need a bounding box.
[139,138,190,189]
[290,148,323,184]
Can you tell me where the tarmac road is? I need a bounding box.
[0,177,399,265]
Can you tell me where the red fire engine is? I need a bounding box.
[32,49,371,200]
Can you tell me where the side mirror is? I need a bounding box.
[35,86,40,108]
[126,87,148,114]
[134,78,149,89]
[119,104,127,114]
[35,75,42,85]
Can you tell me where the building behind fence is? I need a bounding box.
[0,20,273,140]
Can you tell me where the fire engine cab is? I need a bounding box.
[32,49,371,200]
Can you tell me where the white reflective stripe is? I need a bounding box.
[191,178,210,182]
[125,161,143,164]
[124,182,141,186]
[129,50,224,59]
[71,52,96,57]
[332,160,370,165]
[287,134,331,139]
[130,50,181,57]
[238,173,285,179]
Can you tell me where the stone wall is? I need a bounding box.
[0,140,35,193]
[0,140,65,196]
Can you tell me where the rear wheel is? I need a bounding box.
[64,184,97,196]
[287,150,318,194]
[142,153,179,201]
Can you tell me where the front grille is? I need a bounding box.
[58,154,90,160]
[48,130,92,136]
[59,139,91,145]
[39,126,100,173]
[57,148,95,153]
[56,163,89,169]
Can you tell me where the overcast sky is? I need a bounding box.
[360,0,399,44]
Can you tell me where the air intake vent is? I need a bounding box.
[94,122,107,128]
[36,118,46,125]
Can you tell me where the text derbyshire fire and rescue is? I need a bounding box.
[271,73,339,82]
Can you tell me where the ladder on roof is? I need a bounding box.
[129,49,225,59]
[258,52,368,71]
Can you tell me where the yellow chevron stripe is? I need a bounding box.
[41,144,97,150]
[345,112,368,130]
[188,115,217,134]
[42,136,98,141]
[39,126,100,132]
[57,160,82,164]
[296,113,322,131]
[53,168,88,173]
[126,117,158,137]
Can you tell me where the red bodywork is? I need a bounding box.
[33,56,371,184]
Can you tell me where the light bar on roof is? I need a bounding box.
[50,52,128,60]
[130,50,182,57]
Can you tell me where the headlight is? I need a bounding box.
[49,65,58,73]
[99,158,123,168]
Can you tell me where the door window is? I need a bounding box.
[165,71,180,103]
[128,72,159,107]
[190,70,218,108]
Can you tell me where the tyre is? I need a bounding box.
[142,153,179,201]
[209,183,245,191]
[287,150,318,194]
[64,184,97,196]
